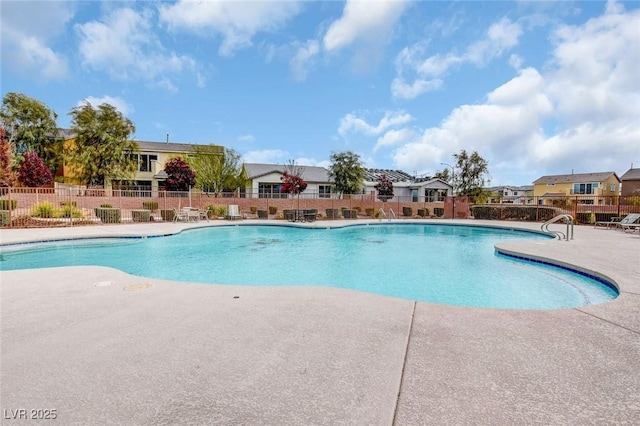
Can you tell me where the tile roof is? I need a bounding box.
[620,168,640,181]
[364,169,415,182]
[533,171,619,184]
[244,163,330,182]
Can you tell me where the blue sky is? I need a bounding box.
[2,0,639,186]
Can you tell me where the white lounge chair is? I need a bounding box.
[227,204,242,220]
[594,213,640,229]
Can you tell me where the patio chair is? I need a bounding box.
[227,204,242,220]
[173,208,188,222]
[594,213,640,229]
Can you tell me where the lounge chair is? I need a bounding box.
[173,208,188,222]
[594,213,640,229]
[227,204,242,220]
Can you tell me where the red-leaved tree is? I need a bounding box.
[164,157,196,191]
[18,151,53,187]
[0,127,16,187]
[280,170,307,208]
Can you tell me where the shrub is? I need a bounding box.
[470,205,558,222]
[58,205,82,218]
[17,151,53,187]
[354,206,362,213]
[576,212,594,224]
[402,206,413,217]
[95,207,121,223]
[325,208,339,219]
[59,201,77,208]
[100,203,113,208]
[132,210,151,222]
[0,199,17,210]
[0,210,9,226]
[32,202,56,218]
[206,205,227,218]
[268,205,278,215]
[160,209,176,221]
[142,201,159,211]
[250,206,257,214]
[417,208,430,217]
[365,208,374,216]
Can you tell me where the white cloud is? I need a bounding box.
[289,40,320,81]
[0,1,73,81]
[238,134,256,143]
[339,110,413,137]
[392,17,523,100]
[389,4,640,184]
[242,149,289,164]
[159,0,301,56]
[374,128,417,152]
[76,8,195,88]
[323,0,410,52]
[79,96,134,117]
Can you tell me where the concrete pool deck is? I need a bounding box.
[1,219,638,424]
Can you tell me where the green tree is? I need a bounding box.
[0,92,63,173]
[328,151,365,196]
[188,145,245,196]
[451,149,489,197]
[66,102,137,186]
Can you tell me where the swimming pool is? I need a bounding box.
[0,224,617,309]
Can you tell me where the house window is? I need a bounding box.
[425,189,447,202]
[319,185,331,199]
[134,154,158,172]
[258,183,285,198]
[573,183,598,195]
[610,183,616,192]
[411,189,418,202]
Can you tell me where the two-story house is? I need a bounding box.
[532,171,621,205]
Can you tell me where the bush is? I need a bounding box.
[402,206,413,217]
[32,202,56,218]
[325,208,339,219]
[95,207,121,223]
[0,199,17,210]
[470,205,559,222]
[160,209,175,221]
[354,206,362,213]
[58,205,82,218]
[576,212,594,224]
[142,201,159,211]
[250,206,257,214]
[268,205,278,214]
[206,205,227,218]
[365,208,375,216]
[59,201,77,208]
[100,203,113,208]
[132,210,151,222]
[417,208,430,217]
[0,210,10,226]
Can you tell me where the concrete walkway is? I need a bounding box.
[1,220,639,425]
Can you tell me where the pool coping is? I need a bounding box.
[1,219,639,424]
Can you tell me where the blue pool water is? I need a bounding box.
[0,224,617,309]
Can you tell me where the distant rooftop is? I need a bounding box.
[533,171,619,185]
[364,169,417,182]
[244,163,330,182]
[620,167,640,181]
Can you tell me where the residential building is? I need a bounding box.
[532,171,621,205]
[362,169,452,202]
[620,167,640,196]
[486,185,534,204]
[242,163,332,198]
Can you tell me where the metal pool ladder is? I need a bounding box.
[378,208,397,221]
[542,214,574,241]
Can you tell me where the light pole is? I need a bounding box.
[440,162,455,219]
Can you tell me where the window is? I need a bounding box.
[319,185,331,199]
[411,189,418,202]
[425,189,447,202]
[610,183,616,192]
[258,183,286,198]
[132,154,158,172]
[573,183,598,195]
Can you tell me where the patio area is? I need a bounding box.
[1,219,638,424]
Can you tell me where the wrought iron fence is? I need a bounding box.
[1,186,638,228]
